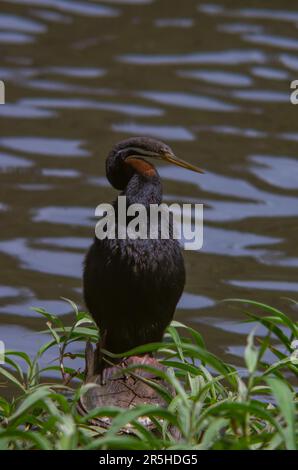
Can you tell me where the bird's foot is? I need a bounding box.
[84,340,95,381]
[91,329,107,374]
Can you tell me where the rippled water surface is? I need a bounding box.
[0,0,297,368]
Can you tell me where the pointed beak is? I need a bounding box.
[160,151,204,174]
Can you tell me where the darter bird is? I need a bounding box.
[83,137,203,364]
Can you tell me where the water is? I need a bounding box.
[0,0,297,370]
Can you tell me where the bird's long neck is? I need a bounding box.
[123,173,162,208]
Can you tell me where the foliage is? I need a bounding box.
[0,299,297,450]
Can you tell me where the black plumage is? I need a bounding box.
[83,137,203,356]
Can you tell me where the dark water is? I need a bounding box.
[0,0,297,370]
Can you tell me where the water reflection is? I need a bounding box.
[119,49,266,65]
[0,103,55,118]
[0,13,46,33]
[155,18,194,28]
[139,91,239,112]
[0,137,89,157]
[228,280,298,293]
[112,123,195,140]
[249,155,298,190]
[0,152,32,169]
[280,54,298,71]
[23,97,164,117]
[3,0,119,18]
[251,67,288,80]
[198,4,298,23]
[0,32,33,44]
[46,67,106,78]
[178,70,253,87]
[243,33,298,51]
[232,89,289,103]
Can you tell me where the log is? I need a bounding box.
[77,342,175,433]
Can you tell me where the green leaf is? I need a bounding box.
[60,297,79,317]
[106,405,177,436]
[0,429,52,450]
[244,328,259,374]
[197,417,229,449]
[8,387,52,423]
[46,321,61,345]
[226,299,297,336]
[0,366,26,392]
[266,377,296,450]
[31,307,65,331]
[170,320,206,349]
[167,325,184,361]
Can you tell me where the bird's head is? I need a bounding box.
[106,136,204,190]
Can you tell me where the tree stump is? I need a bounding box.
[77,341,175,433]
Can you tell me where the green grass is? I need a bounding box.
[0,299,297,450]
